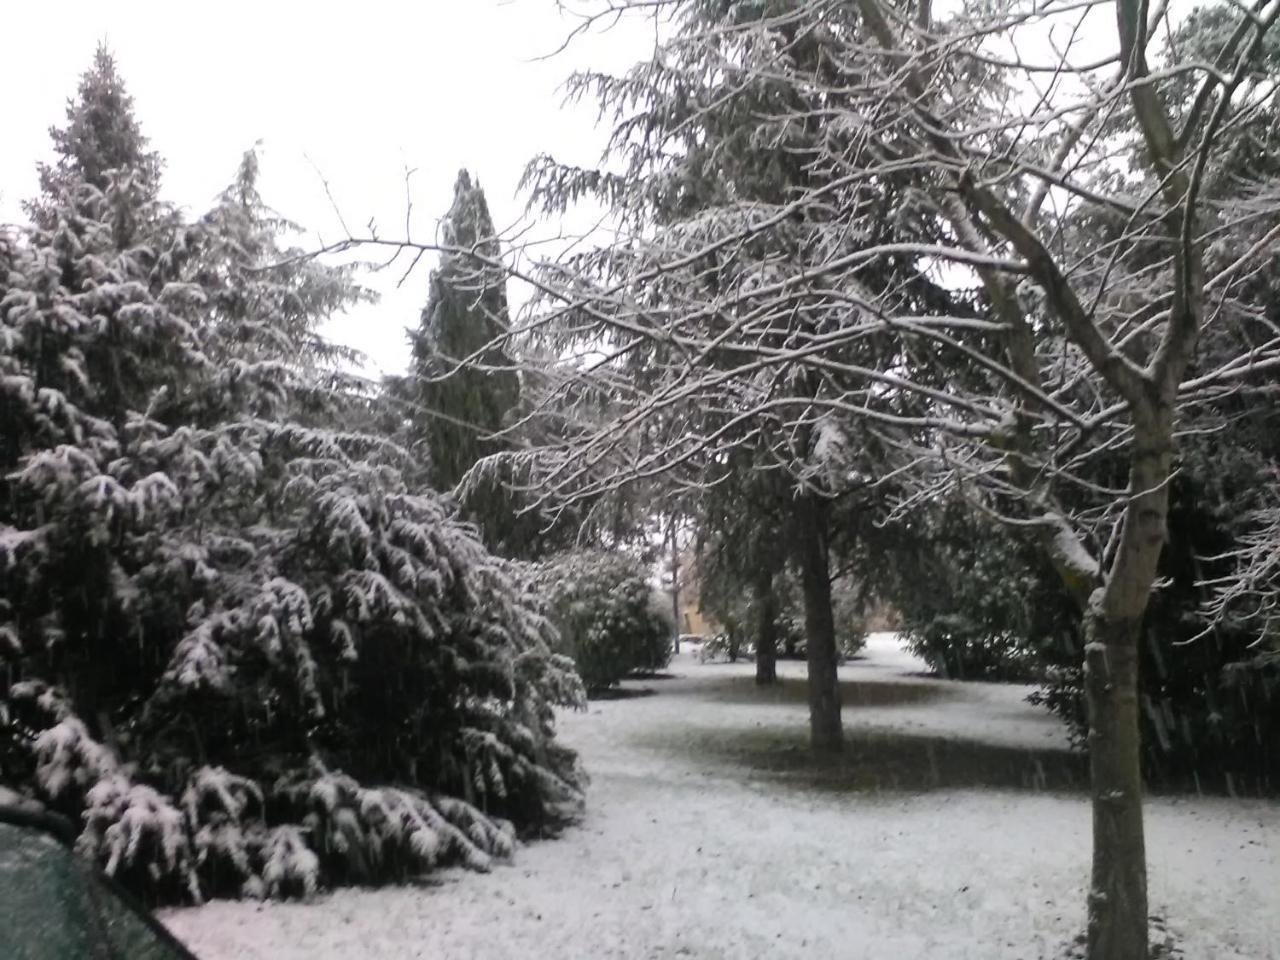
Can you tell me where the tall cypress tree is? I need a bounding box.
[408,170,520,493]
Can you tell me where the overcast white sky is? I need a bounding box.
[0,0,656,375]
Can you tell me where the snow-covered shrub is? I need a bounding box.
[634,593,677,674]
[829,577,869,660]
[0,50,585,904]
[697,631,749,663]
[529,551,672,692]
[887,506,1065,682]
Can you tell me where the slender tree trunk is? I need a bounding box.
[795,493,842,753]
[1084,607,1147,960]
[1081,418,1173,960]
[753,568,778,685]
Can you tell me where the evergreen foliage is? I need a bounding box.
[886,504,1074,682]
[28,44,163,229]
[406,172,518,486]
[397,169,590,559]
[529,551,672,692]
[830,579,870,660]
[888,450,1280,791]
[0,50,584,904]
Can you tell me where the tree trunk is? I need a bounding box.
[1078,418,1174,960]
[668,514,681,655]
[795,493,842,754]
[1084,607,1147,960]
[753,568,778,685]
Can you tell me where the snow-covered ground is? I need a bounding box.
[163,634,1280,959]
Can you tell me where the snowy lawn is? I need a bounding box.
[162,634,1279,959]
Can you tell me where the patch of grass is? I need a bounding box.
[638,724,1087,795]
[589,686,659,701]
[680,675,953,708]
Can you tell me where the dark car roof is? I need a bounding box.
[0,802,201,960]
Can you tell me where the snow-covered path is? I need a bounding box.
[163,635,1280,959]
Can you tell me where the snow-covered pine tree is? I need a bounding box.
[1,50,584,904]
[519,1,958,751]
[192,149,370,402]
[26,43,163,231]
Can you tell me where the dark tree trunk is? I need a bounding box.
[795,493,842,754]
[1076,419,1173,960]
[1084,609,1147,960]
[753,568,778,685]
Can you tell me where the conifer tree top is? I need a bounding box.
[405,168,520,499]
[441,169,498,259]
[28,44,162,223]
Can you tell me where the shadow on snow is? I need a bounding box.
[693,675,955,708]
[636,722,1089,795]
